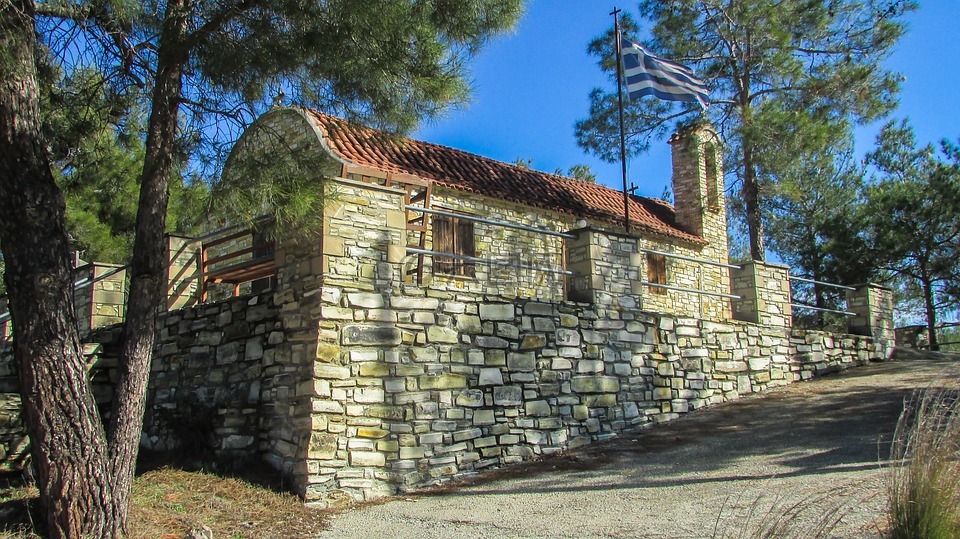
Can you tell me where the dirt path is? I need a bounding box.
[319,356,960,538]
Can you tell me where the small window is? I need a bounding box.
[433,216,475,277]
[647,252,667,295]
[704,143,719,210]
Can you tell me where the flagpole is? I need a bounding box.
[611,7,630,234]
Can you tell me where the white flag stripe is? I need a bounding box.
[620,36,709,109]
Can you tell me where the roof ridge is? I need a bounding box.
[304,109,700,244]
[310,109,670,207]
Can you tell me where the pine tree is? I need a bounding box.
[0,0,524,535]
[575,0,913,260]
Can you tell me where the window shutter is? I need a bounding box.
[457,220,475,277]
[647,253,667,295]
[433,217,454,274]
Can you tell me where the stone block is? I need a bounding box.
[342,325,402,346]
[350,451,386,467]
[399,446,425,459]
[457,315,483,334]
[493,385,523,406]
[357,427,390,439]
[390,297,440,310]
[652,387,673,400]
[570,376,620,394]
[555,328,581,346]
[478,368,504,386]
[426,326,459,344]
[715,361,748,372]
[480,303,515,321]
[455,389,484,407]
[419,374,467,390]
[355,388,385,404]
[315,343,340,363]
[519,334,547,350]
[358,362,390,377]
[314,364,351,380]
[507,352,535,372]
[473,409,496,425]
[347,293,384,309]
[475,336,509,349]
[308,433,338,460]
[525,400,552,417]
[364,405,405,420]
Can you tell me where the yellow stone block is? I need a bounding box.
[358,363,391,377]
[357,427,390,439]
[385,209,406,229]
[323,236,345,256]
[315,342,340,363]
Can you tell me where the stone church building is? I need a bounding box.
[0,107,894,505]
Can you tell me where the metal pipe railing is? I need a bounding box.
[637,247,742,271]
[639,281,742,300]
[789,303,855,317]
[788,276,856,291]
[406,247,575,276]
[405,206,577,239]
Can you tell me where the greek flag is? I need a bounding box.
[621,37,709,109]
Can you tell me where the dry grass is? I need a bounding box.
[887,381,960,539]
[0,467,329,538]
[710,482,877,539]
[131,467,329,539]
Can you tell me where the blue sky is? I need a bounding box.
[415,1,960,200]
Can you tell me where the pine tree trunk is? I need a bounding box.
[107,0,192,531]
[922,275,939,351]
[742,141,765,261]
[0,1,120,536]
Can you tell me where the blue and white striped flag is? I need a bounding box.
[621,37,709,109]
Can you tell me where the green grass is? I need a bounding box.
[887,382,960,539]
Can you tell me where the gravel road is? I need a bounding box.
[319,354,960,538]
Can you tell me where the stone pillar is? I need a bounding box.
[305,178,408,504]
[730,260,792,328]
[166,234,201,310]
[88,263,127,329]
[846,283,894,342]
[565,228,602,304]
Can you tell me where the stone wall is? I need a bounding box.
[298,175,894,505]
[303,281,891,504]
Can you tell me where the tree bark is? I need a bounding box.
[107,0,192,530]
[738,53,765,262]
[921,272,939,351]
[742,129,765,261]
[0,1,120,536]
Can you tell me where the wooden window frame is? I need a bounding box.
[432,215,476,277]
[646,252,667,295]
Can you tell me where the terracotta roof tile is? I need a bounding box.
[308,110,703,244]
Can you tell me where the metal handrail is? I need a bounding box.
[789,303,855,317]
[637,247,742,271]
[406,247,575,276]
[639,281,742,300]
[405,206,577,239]
[788,275,856,292]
